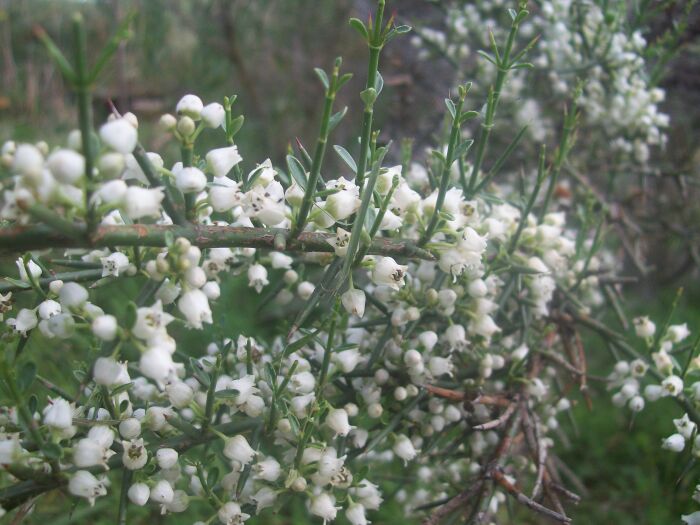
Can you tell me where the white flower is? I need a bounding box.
[166,381,194,408]
[349,479,383,510]
[346,502,369,525]
[327,227,351,256]
[176,94,204,119]
[470,315,500,339]
[201,102,226,128]
[209,176,243,212]
[326,408,353,437]
[139,346,177,384]
[47,149,85,184]
[683,512,700,525]
[37,299,61,320]
[372,257,408,290]
[68,471,107,506]
[12,144,44,182]
[132,300,174,341]
[633,316,656,338]
[128,482,150,506]
[223,435,257,467]
[661,433,685,452]
[58,282,88,309]
[16,258,42,282]
[252,486,277,513]
[178,289,213,329]
[92,315,118,342]
[661,375,683,397]
[43,397,73,429]
[93,357,129,386]
[122,438,148,470]
[253,457,281,482]
[74,437,114,468]
[247,263,269,293]
[310,493,339,524]
[99,118,138,154]
[297,281,315,300]
[176,166,207,194]
[393,434,418,464]
[150,479,174,504]
[101,252,130,277]
[206,146,243,178]
[7,308,38,336]
[156,448,179,469]
[218,501,250,524]
[325,189,361,220]
[674,413,697,439]
[668,323,690,343]
[334,348,361,373]
[119,418,141,439]
[270,251,293,269]
[341,288,366,318]
[123,187,164,220]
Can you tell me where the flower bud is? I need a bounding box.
[99,118,137,154]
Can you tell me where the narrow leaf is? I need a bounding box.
[333,145,358,174]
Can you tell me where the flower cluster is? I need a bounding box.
[0,2,679,523]
[412,0,669,163]
[607,314,700,524]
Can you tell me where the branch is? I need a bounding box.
[0,418,260,512]
[0,224,435,260]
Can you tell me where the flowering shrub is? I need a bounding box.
[0,2,695,524]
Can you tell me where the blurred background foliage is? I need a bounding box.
[1,0,700,523]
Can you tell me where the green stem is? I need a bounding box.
[355,0,385,189]
[539,93,579,220]
[508,145,547,254]
[420,94,465,245]
[341,149,389,282]
[133,144,188,225]
[466,11,525,195]
[73,15,96,236]
[117,469,132,525]
[292,60,341,237]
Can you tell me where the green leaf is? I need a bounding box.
[189,357,211,388]
[508,8,518,21]
[431,150,446,164]
[110,382,133,396]
[125,302,137,330]
[511,62,534,70]
[374,71,384,95]
[17,362,37,392]
[28,395,38,415]
[477,50,498,66]
[459,110,480,123]
[314,68,330,91]
[286,155,307,190]
[328,107,348,133]
[337,73,353,91]
[42,442,64,460]
[207,466,220,488]
[444,98,456,120]
[214,388,239,399]
[227,115,245,137]
[394,25,412,34]
[333,145,357,174]
[35,27,76,83]
[349,18,369,41]
[454,139,474,159]
[3,278,30,290]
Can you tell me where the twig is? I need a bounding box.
[472,399,518,431]
[0,224,435,260]
[490,469,572,523]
